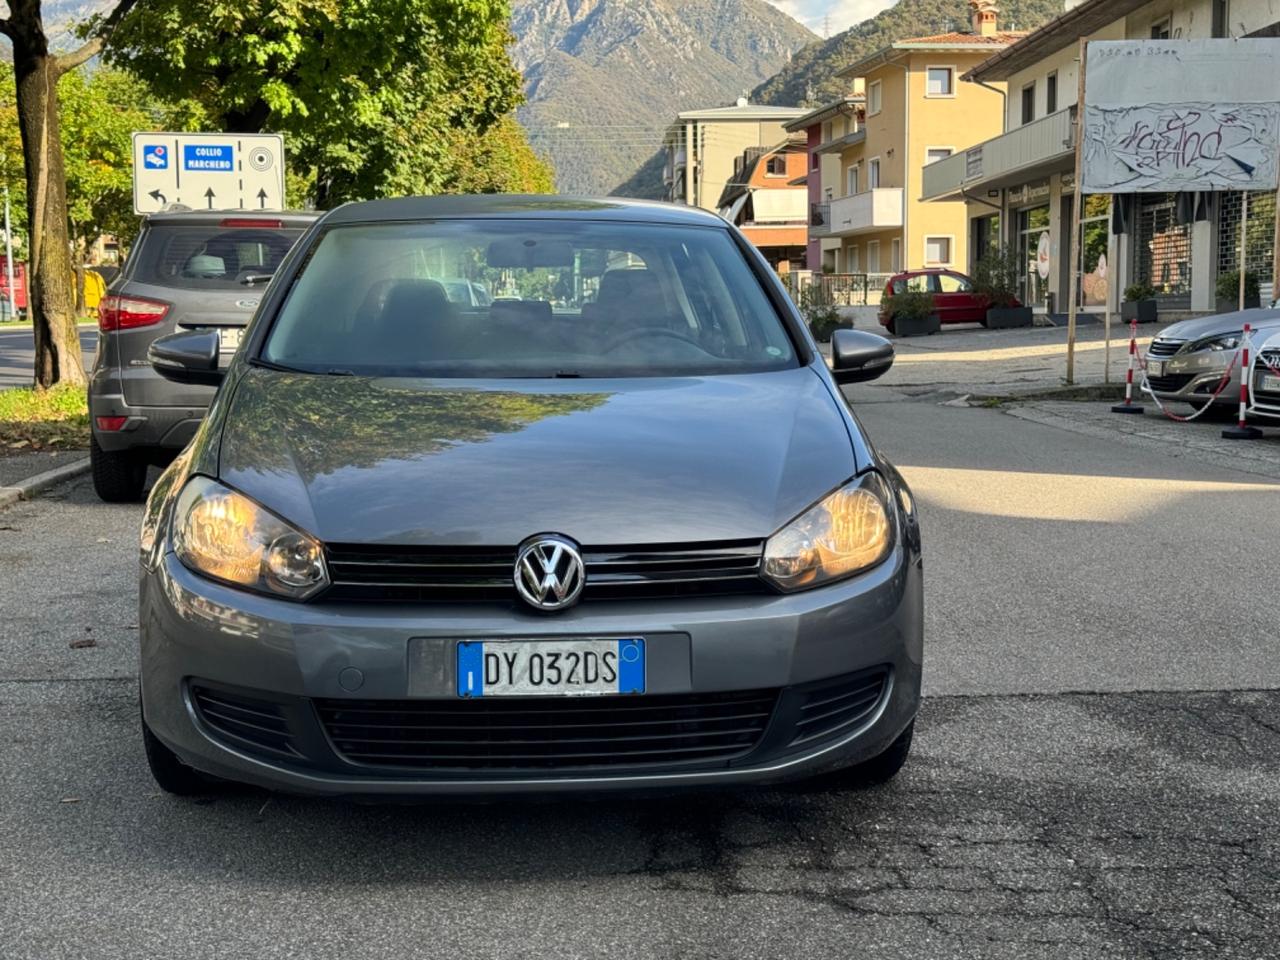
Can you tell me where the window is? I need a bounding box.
[766,156,785,177]
[846,164,859,195]
[926,67,955,97]
[1151,18,1171,39]
[131,224,305,291]
[868,80,882,115]
[890,238,901,272]
[937,273,973,293]
[926,147,953,166]
[822,121,833,143]
[1212,0,1230,37]
[867,241,881,274]
[263,220,798,379]
[1021,83,1036,125]
[1046,72,1057,114]
[924,236,953,265]
[847,245,860,273]
[869,158,881,189]
[892,275,931,293]
[810,150,819,171]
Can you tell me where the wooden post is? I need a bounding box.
[1066,37,1088,385]
[1104,221,1115,384]
[1239,190,1249,311]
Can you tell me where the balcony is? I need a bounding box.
[922,106,1076,201]
[811,188,903,238]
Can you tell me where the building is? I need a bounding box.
[921,0,1280,317]
[662,100,807,211]
[795,1,1023,279]
[716,135,810,271]
[783,95,864,273]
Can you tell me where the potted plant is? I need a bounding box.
[799,284,851,342]
[884,287,939,337]
[1122,283,1158,324]
[973,247,1032,329]
[1215,270,1261,313]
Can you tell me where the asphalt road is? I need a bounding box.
[0,325,97,388]
[1,396,1278,958]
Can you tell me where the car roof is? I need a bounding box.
[141,210,319,226]
[320,195,728,228]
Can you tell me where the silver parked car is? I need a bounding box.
[1142,307,1280,414]
[137,196,922,798]
[88,210,318,502]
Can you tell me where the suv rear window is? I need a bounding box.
[128,224,303,290]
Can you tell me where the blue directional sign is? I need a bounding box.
[142,145,168,169]
[182,144,234,172]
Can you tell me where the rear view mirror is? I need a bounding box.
[486,238,574,269]
[148,329,224,387]
[831,329,894,385]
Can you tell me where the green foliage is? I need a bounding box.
[885,288,936,323]
[441,116,555,194]
[752,0,1066,106]
[106,0,540,206]
[798,284,848,342]
[1216,270,1261,303]
[0,384,89,450]
[1123,283,1157,303]
[972,247,1021,309]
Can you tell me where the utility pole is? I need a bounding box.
[823,12,830,38]
[1065,37,1088,385]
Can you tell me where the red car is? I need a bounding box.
[878,269,1014,332]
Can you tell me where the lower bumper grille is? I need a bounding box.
[1146,373,1195,393]
[790,668,889,746]
[191,685,300,759]
[316,689,779,771]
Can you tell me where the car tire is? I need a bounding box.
[797,720,914,792]
[885,320,897,336]
[90,434,147,503]
[141,700,214,796]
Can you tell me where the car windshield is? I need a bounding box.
[130,224,304,290]
[261,219,798,378]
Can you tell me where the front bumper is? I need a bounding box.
[140,543,924,797]
[1142,354,1240,406]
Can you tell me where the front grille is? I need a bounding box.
[1257,352,1280,396]
[1145,339,1184,360]
[322,540,767,603]
[790,668,889,746]
[316,689,779,771]
[1146,373,1195,393]
[191,685,300,759]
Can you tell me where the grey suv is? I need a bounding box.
[88,211,317,501]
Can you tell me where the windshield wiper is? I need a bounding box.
[249,357,309,374]
[552,370,582,378]
[240,273,274,286]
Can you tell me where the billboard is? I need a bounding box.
[1082,40,1280,193]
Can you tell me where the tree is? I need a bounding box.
[107,0,543,207]
[1,0,139,388]
[439,116,554,195]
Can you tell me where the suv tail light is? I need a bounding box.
[99,295,170,332]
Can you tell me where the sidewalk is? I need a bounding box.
[0,449,90,508]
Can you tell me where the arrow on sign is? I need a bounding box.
[257,188,268,209]
[148,189,166,205]
[204,187,216,209]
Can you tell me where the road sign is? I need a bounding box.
[131,132,286,215]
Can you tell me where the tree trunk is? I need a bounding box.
[12,28,84,389]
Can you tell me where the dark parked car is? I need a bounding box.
[87,210,318,502]
[137,195,922,799]
[878,268,1012,332]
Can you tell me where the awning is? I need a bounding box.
[749,189,807,223]
[719,192,749,224]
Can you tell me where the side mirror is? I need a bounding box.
[831,328,895,385]
[148,329,224,386]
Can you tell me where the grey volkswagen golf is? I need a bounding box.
[138,196,923,798]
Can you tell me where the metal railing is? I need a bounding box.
[781,272,896,307]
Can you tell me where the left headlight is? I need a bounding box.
[762,472,895,592]
[1188,331,1242,353]
[172,476,328,600]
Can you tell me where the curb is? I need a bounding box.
[0,456,91,509]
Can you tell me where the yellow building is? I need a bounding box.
[810,2,1023,279]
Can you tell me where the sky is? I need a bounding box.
[766,0,897,36]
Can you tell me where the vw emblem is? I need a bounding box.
[514,535,585,611]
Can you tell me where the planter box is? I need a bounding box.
[1121,299,1158,324]
[893,313,941,337]
[810,319,853,343]
[985,306,1033,329]
[1216,295,1261,314]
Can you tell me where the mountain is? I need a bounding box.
[511,0,815,197]
[752,0,1065,107]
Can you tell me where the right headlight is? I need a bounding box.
[763,472,895,592]
[172,476,329,600]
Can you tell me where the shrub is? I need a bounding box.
[1215,270,1261,303]
[972,247,1022,309]
[798,284,848,342]
[885,288,936,324]
[1123,283,1157,303]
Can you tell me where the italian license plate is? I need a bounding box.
[456,638,645,698]
[217,327,243,352]
[1263,374,1280,393]
[1147,359,1165,377]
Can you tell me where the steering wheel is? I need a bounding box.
[604,327,706,353]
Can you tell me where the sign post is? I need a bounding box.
[1066,37,1087,385]
[131,132,285,215]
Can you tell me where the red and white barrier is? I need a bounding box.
[1110,317,1145,415]
[1222,324,1263,439]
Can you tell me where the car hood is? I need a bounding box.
[1157,307,1280,343]
[216,366,858,546]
